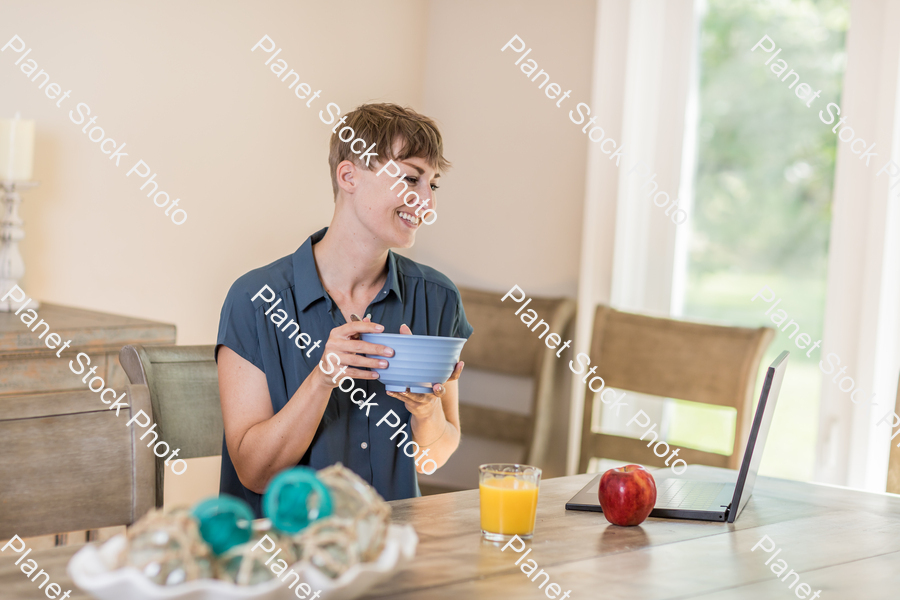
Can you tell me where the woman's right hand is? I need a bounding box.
[313,321,395,389]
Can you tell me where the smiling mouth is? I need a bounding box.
[397,210,421,228]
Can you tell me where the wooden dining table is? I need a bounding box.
[3,465,899,599]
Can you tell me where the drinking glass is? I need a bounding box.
[479,463,541,542]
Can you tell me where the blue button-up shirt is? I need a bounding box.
[215,227,473,516]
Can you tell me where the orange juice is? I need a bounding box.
[479,475,539,536]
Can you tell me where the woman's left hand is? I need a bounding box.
[385,324,464,419]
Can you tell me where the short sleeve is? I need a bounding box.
[216,277,264,371]
[449,290,474,340]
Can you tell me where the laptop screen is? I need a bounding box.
[727,350,789,522]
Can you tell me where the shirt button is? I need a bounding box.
[361,442,368,449]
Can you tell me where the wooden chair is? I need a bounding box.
[578,306,774,473]
[120,296,578,499]
[457,287,576,468]
[119,344,223,507]
[886,372,900,494]
[0,383,156,539]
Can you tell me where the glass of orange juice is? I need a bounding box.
[479,463,541,542]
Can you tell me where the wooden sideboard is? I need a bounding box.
[0,303,175,547]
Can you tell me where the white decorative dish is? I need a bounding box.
[67,524,417,600]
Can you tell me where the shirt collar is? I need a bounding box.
[293,227,329,312]
[382,251,403,304]
[292,227,403,312]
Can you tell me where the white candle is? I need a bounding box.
[0,114,35,181]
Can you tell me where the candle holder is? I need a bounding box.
[0,180,39,312]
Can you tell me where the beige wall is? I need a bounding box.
[3,0,428,346]
[3,0,430,507]
[416,0,597,478]
[417,0,595,297]
[3,0,598,501]
[3,0,594,368]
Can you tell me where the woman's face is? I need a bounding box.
[354,154,440,249]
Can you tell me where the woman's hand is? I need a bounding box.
[313,320,396,389]
[385,323,465,419]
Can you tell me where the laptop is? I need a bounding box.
[565,350,789,523]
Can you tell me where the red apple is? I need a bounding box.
[597,465,657,526]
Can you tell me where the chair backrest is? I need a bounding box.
[578,305,774,473]
[457,287,576,466]
[119,344,222,507]
[0,384,156,539]
[887,372,900,494]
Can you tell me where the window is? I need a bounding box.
[677,0,850,481]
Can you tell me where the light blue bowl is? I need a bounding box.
[361,333,467,393]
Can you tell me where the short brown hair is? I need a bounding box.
[328,103,450,196]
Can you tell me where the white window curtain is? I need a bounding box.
[568,0,900,493]
[814,0,900,492]
[567,0,697,474]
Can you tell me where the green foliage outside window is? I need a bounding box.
[691,0,848,279]
[678,0,849,481]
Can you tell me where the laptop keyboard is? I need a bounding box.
[656,479,727,510]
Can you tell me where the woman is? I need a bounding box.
[215,103,472,516]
